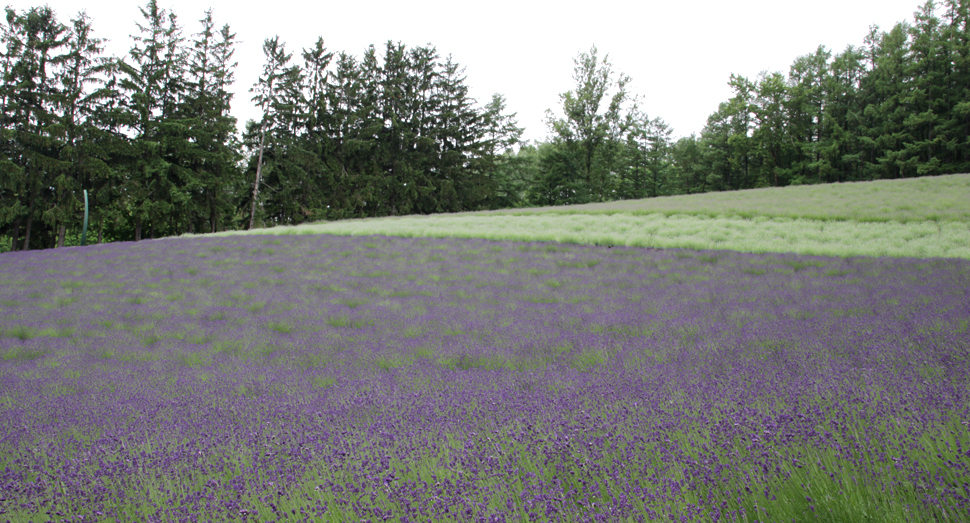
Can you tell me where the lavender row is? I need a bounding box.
[0,234,968,522]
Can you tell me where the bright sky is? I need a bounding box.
[14,0,928,143]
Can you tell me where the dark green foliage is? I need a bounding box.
[538,46,631,205]
[679,0,970,194]
[0,2,244,251]
[488,138,540,209]
[181,10,242,235]
[243,38,522,227]
[620,110,673,198]
[0,6,72,251]
[531,1,970,201]
[3,0,969,252]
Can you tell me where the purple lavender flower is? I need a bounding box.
[0,235,967,521]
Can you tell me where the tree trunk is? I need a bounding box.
[208,193,217,233]
[248,126,268,230]
[135,219,142,242]
[22,217,31,251]
[10,219,20,252]
[57,225,66,248]
[97,215,103,244]
[22,177,38,251]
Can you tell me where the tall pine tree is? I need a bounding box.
[182,10,241,234]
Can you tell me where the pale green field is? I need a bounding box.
[481,173,970,223]
[200,173,970,259]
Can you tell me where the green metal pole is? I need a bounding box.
[81,190,89,246]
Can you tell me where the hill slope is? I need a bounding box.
[200,174,970,259]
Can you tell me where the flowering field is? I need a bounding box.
[1,234,969,522]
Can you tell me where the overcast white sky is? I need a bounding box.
[12,0,929,143]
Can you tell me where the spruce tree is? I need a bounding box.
[298,37,335,221]
[183,10,241,234]
[822,46,866,182]
[53,11,114,247]
[902,1,947,176]
[751,71,791,187]
[118,0,190,240]
[433,53,482,212]
[860,22,912,180]
[0,6,70,250]
[940,0,970,172]
[479,93,525,208]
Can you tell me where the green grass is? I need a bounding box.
[6,325,36,341]
[188,173,970,260]
[325,315,370,329]
[266,321,294,334]
[1,346,47,362]
[483,173,970,223]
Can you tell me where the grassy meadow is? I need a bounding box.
[208,173,970,260]
[483,173,970,222]
[1,175,969,522]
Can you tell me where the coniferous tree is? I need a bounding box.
[938,0,970,172]
[488,141,538,209]
[479,93,526,208]
[620,109,674,199]
[0,4,538,250]
[0,9,27,250]
[698,75,755,192]
[117,0,190,240]
[182,10,241,234]
[642,117,673,198]
[621,110,649,200]
[822,46,866,182]
[298,37,335,221]
[670,134,704,194]
[902,1,948,176]
[433,53,492,213]
[528,139,585,206]
[0,6,70,250]
[787,46,832,184]
[377,41,425,215]
[324,51,380,218]
[258,42,312,226]
[53,10,114,246]
[862,22,912,180]
[751,71,791,187]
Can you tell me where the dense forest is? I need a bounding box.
[2,0,969,251]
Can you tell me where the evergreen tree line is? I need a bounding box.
[0,1,522,252]
[241,37,522,226]
[528,0,970,205]
[2,0,967,252]
[0,0,240,250]
[1,1,242,251]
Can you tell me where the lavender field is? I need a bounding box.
[1,233,969,522]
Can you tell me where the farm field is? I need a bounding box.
[211,173,970,260]
[482,173,970,222]
[1,231,969,522]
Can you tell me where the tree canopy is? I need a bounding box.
[1,0,967,252]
